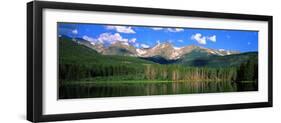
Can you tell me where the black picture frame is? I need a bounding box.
[27,1,273,122]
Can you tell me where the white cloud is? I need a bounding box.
[141,44,150,48]
[134,43,140,48]
[151,27,184,32]
[191,33,207,45]
[168,40,173,43]
[178,39,183,42]
[151,27,163,30]
[219,49,225,52]
[72,29,78,34]
[167,28,184,32]
[89,33,138,47]
[129,38,137,43]
[156,40,161,45]
[97,33,128,44]
[208,35,216,42]
[106,26,135,34]
[191,33,217,45]
[82,35,95,42]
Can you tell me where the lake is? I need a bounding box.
[59,81,257,99]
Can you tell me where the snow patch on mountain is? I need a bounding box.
[136,49,147,56]
[76,38,240,59]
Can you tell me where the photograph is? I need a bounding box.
[58,22,258,99]
[25,1,273,122]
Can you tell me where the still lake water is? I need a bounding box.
[59,81,257,99]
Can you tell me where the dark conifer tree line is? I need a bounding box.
[59,59,258,84]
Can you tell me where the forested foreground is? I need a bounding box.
[59,60,258,84]
[59,60,258,99]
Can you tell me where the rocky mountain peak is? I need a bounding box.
[76,38,240,60]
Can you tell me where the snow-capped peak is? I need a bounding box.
[219,49,225,52]
[136,49,147,55]
[77,38,240,60]
[173,46,182,50]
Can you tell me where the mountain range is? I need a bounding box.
[61,35,257,67]
[75,36,240,60]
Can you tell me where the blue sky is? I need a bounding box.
[58,23,258,52]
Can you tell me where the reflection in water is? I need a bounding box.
[59,81,257,99]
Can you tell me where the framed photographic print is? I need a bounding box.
[27,1,273,122]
